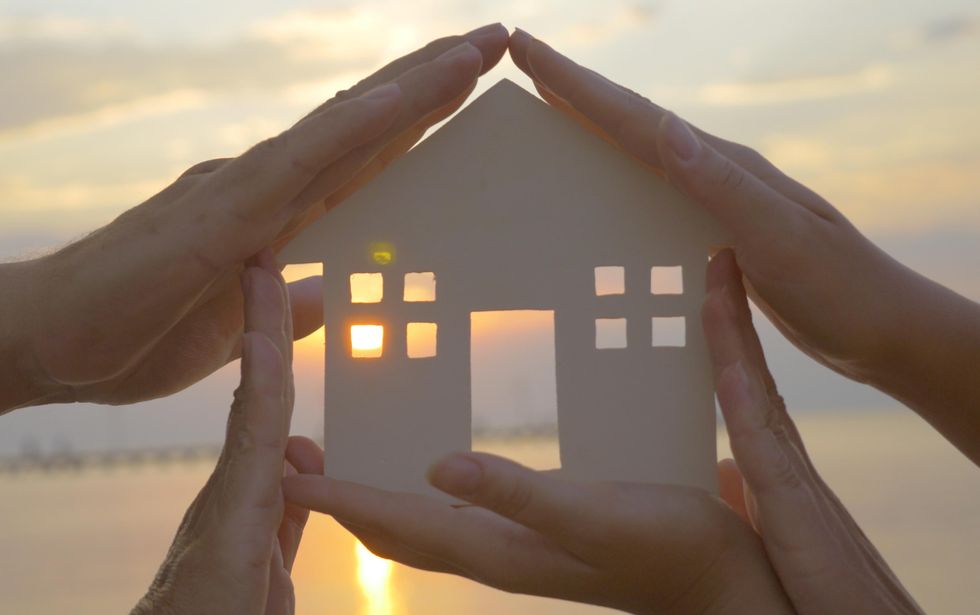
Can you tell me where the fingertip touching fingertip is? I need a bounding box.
[465,22,505,37]
[464,22,507,47]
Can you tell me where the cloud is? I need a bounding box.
[0,14,133,43]
[920,15,980,44]
[552,2,659,47]
[0,8,388,140]
[0,2,666,140]
[698,64,895,106]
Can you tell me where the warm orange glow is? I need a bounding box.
[651,266,683,295]
[355,540,394,615]
[403,272,435,302]
[594,266,625,295]
[406,322,437,358]
[351,273,384,303]
[282,262,323,283]
[351,325,384,358]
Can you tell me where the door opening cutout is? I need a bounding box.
[470,310,560,470]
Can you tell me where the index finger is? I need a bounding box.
[281,474,593,595]
[218,265,291,517]
[427,452,605,553]
[302,22,508,121]
[509,30,830,212]
[509,30,806,241]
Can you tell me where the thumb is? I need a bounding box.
[656,112,802,242]
[217,261,292,517]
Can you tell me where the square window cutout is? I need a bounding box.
[404,272,436,302]
[406,322,437,358]
[652,317,685,347]
[594,266,625,296]
[595,318,627,349]
[651,266,683,295]
[350,324,384,358]
[350,273,383,303]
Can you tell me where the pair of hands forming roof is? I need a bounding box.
[2,23,976,615]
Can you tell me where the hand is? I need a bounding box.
[282,440,793,615]
[0,24,509,412]
[507,30,980,463]
[704,250,922,614]
[132,250,319,615]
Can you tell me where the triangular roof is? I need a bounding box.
[281,78,726,271]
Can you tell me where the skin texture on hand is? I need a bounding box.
[704,250,923,615]
[507,29,980,465]
[132,249,320,615]
[0,23,509,413]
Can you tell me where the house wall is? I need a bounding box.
[322,240,716,496]
[321,264,471,497]
[554,260,717,491]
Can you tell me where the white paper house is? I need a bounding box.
[281,79,726,498]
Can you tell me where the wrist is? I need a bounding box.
[862,256,980,462]
[0,257,73,413]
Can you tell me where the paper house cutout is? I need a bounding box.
[281,79,728,498]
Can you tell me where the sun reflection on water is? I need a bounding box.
[356,540,395,615]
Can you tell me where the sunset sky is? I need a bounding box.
[1,0,978,454]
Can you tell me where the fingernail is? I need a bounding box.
[428,454,483,496]
[361,82,401,103]
[664,112,701,162]
[465,22,503,38]
[437,42,478,63]
[513,27,535,41]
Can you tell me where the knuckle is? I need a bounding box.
[719,162,747,191]
[764,426,806,493]
[331,86,354,104]
[248,135,284,167]
[259,130,317,180]
[179,158,226,178]
[733,143,765,166]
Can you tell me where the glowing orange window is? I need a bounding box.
[351,325,384,358]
